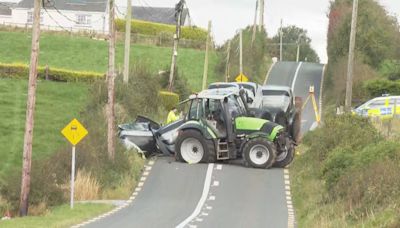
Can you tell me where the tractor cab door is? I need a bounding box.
[204,98,227,138]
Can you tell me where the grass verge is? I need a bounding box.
[0,78,88,181]
[0,30,221,91]
[0,203,113,228]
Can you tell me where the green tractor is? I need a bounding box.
[175,88,293,169]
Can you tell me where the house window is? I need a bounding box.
[76,14,91,25]
[27,11,43,23]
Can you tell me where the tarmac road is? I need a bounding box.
[81,61,324,228]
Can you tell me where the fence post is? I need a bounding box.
[45,64,49,80]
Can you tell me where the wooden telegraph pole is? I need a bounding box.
[251,0,258,46]
[279,19,283,61]
[202,20,211,90]
[107,0,116,160]
[123,0,132,84]
[19,0,41,216]
[345,0,359,111]
[258,0,264,32]
[225,40,231,82]
[240,29,243,74]
[168,0,185,91]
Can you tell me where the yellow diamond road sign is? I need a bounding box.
[235,73,249,82]
[61,118,88,145]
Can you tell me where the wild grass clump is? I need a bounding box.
[74,170,100,201]
[292,114,400,227]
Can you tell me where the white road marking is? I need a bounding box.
[176,163,214,228]
[213,181,220,186]
[284,169,296,228]
[216,164,223,170]
[206,206,212,210]
[208,195,216,200]
[291,62,303,91]
[71,158,156,227]
[319,65,326,122]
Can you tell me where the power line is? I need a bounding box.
[43,6,71,32]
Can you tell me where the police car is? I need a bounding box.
[353,95,400,118]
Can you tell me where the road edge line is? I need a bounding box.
[175,163,214,228]
[319,64,326,122]
[284,168,296,228]
[70,157,157,228]
[291,62,303,91]
[263,61,276,85]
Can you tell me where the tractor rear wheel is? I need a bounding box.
[243,138,276,169]
[176,130,215,164]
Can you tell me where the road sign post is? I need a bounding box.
[70,146,75,209]
[61,118,88,209]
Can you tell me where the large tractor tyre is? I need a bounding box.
[243,138,276,169]
[175,130,216,164]
[290,111,301,143]
[273,140,295,168]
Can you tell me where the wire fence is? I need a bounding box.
[0,22,207,49]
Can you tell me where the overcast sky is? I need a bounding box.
[116,0,400,64]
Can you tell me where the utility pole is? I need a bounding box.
[168,0,185,91]
[202,20,211,90]
[19,0,41,216]
[345,0,359,111]
[258,0,264,32]
[279,19,283,61]
[251,0,258,46]
[107,0,116,160]
[123,0,132,84]
[240,29,243,74]
[296,34,303,62]
[225,40,231,82]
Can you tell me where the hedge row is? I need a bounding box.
[363,79,400,97]
[115,19,207,42]
[0,63,104,82]
[159,91,179,111]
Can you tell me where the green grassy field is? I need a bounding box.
[0,203,113,228]
[0,31,221,91]
[0,78,88,181]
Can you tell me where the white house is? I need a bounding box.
[0,0,191,34]
[0,2,14,24]
[3,0,109,33]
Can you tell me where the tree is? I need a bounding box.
[270,25,320,63]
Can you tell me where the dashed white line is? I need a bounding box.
[71,158,156,228]
[284,168,296,228]
[176,163,214,228]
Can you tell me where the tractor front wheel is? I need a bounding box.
[243,138,276,169]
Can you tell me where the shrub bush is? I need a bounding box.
[363,79,400,97]
[302,114,381,162]
[159,91,179,111]
[0,63,104,82]
[115,19,207,41]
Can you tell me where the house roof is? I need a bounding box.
[17,0,107,13]
[132,6,188,25]
[0,2,15,15]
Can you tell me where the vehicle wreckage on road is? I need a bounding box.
[119,88,296,168]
